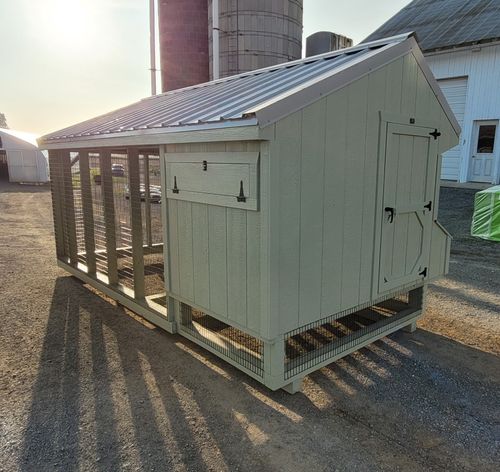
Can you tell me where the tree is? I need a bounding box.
[0,113,8,129]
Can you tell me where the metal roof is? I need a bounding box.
[364,0,500,52]
[39,32,459,147]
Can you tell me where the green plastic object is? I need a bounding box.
[471,185,500,242]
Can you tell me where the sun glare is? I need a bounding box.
[37,0,95,51]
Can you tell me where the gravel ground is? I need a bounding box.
[0,181,499,472]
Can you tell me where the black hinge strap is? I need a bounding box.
[429,129,441,140]
[419,267,427,278]
[237,180,246,202]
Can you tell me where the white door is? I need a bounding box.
[378,123,438,293]
[469,120,498,183]
[438,77,468,180]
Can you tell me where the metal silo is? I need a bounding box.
[158,0,210,92]
[306,31,353,57]
[208,0,303,79]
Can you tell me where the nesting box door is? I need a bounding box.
[378,122,439,293]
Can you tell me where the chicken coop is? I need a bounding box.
[39,33,459,392]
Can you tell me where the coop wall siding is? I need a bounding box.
[267,52,457,337]
[165,141,265,336]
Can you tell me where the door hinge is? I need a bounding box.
[429,129,441,140]
[237,180,246,202]
[419,267,428,278]
[173,176,179,194]
[424,200,432,212]
[202,160,208,171]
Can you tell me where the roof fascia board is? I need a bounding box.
[408,37,461,136]
[255,39,413,129]
[39,121,260,150]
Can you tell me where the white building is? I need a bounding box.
[0,128,49,183]
[365,0,500,184]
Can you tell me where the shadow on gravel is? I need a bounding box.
[20,276,500,471]
[0,180,50,193]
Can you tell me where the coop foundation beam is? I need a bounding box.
[78,150,97,274]
[127,148,145,299]
[100,149,119,285]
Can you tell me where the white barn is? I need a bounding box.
[0,128,49,183]
[365,0,500,184]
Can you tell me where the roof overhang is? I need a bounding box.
[39,118,259,150]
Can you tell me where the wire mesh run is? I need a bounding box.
[139,153,165,297]
[180,303,264,377]
[284,291,419,379]
[89,153,108,275]
[70,153,86,265]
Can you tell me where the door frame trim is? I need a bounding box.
[467,119,500,184]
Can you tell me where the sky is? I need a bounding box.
[0,0,411,136]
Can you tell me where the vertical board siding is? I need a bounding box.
[192,203,210,307]
[298,100,326,326]
[275,114,302,333]
[321,89,348,316]
[177,200,195,300]
[227,208,248,325]
[340,76,369,310]
[167,199,181,294]
[208,205,228,317]
[426,44,500,182]
[246,209,261,333]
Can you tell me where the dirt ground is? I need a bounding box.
[0,181,499,472]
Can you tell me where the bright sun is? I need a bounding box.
[37,0,95,50]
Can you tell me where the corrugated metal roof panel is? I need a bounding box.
[40,34,414,145]
[364,0,500,52]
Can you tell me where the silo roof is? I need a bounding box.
[39,32,460,147]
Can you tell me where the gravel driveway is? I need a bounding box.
[0,181,498,472]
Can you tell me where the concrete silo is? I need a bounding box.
[208,0,303,78]
[158,0,210,92]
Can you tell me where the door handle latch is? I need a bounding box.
[385,207,395,223]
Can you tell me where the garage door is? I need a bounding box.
[438,77,468,180]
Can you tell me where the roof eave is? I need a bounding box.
[38,118,259,150]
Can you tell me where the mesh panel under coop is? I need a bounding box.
[180,304,264,377]
[285,293,414,379]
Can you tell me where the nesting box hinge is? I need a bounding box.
[419,267,428,278]
[237,180,246,202]
[173,176,179,193]
[429,129,441,140]
[424,200,432,211]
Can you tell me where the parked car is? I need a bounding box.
[125,184,161,203]
[112,163,125,177]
